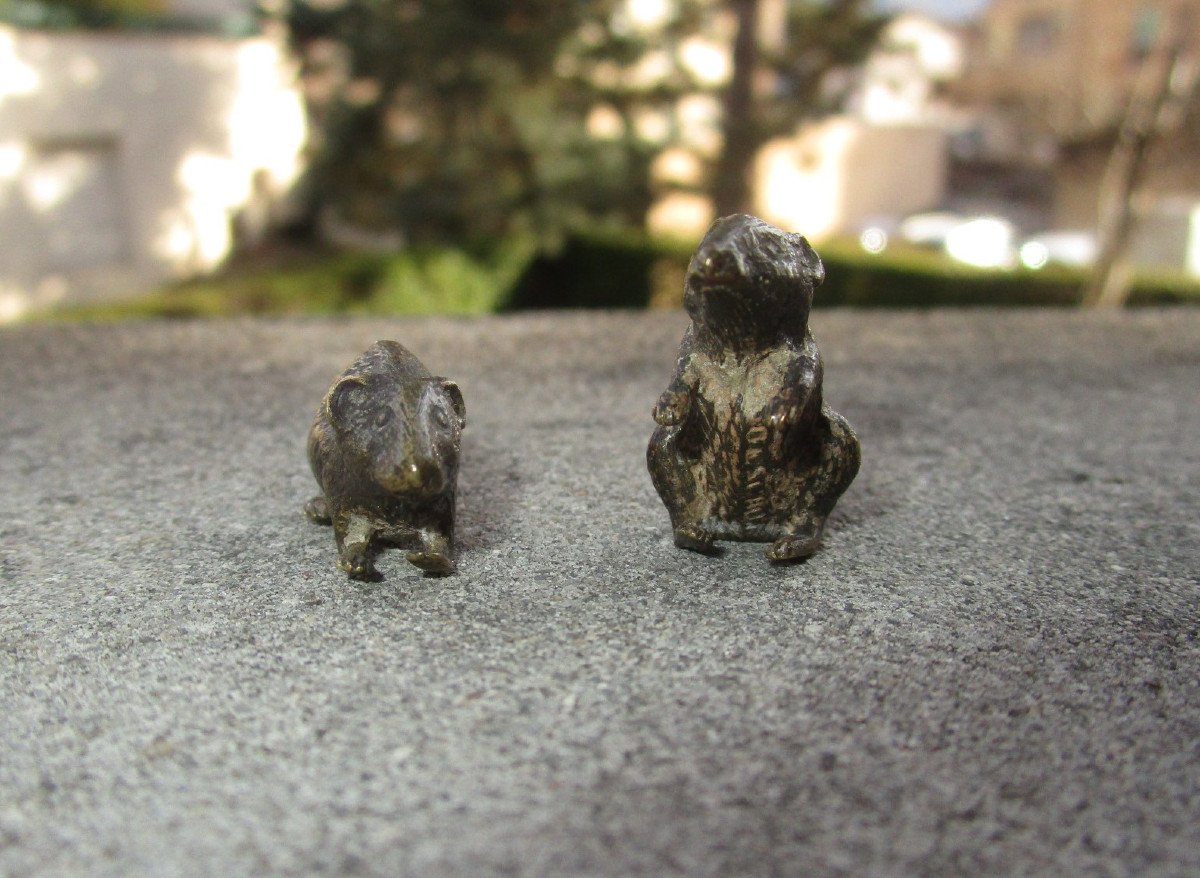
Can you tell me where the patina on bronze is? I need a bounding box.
[647,214,860,561]
[305,341,465,578]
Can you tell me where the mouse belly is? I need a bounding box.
[692,412,795,539]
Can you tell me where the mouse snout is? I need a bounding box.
[374,455,442,495]
[398,459,444,493]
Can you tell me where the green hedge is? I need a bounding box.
[43,239,537,322]
[507,233,1200,310]
[813,240,1199,308]
[37,231,1199,323]
[506,229,673,310]
[0,0,261,35]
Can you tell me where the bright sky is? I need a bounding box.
[874,0,991,22]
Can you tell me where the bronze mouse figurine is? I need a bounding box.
[647,214,860,561]
[305,341,465,578]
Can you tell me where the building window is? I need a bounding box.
[1016,13,1061,56]
[23,140,129,272]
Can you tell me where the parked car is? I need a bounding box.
[1018,230,1098,270]
[897,211,1018,269]
[898,211,966,248]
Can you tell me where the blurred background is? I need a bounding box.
[1,0,1198,321]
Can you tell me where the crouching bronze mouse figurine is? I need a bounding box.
[647,214,860,562]
[305,341,465,578]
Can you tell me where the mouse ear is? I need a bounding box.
[326,375,367,427]
[791,233,825,287]
[437,379,466,430]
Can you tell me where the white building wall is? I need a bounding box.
[0,24,305,319]
[754,118,947,241]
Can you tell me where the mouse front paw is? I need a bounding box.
[653,391,690,427]
[673,524,718,554]
[338,540,376,579]
[406,550,455,575]
[407,530,455,575]
[304,496,332,524]
[767,522,824,563]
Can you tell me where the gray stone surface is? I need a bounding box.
[1,309,1198,877]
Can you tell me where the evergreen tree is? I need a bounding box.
[715,0,885,215]
[287,0,656,247]
[285,0,883,245]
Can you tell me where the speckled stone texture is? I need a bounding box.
[1,310,1198,877]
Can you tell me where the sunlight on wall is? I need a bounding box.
[0,274,69,322]
[0,286,27,322]
[945,217,1015,268]
[1,26,308,315]
[0,142,26,181]
[0,29,40,100]
[161,152,241,269]
[152,39,307,272]
[155,210,197,265]
[68,53,101,88]
[756,120,856,240]
[229,41,306,191]
[23,151,94,213]
[887,14,962,80]
[753,119,946,241]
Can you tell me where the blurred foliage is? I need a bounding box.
[287,0,658,248]
[40,238,539,321]
[36,236,1200,322]
[509,227,672,309]
[715,0,884,214]
[519,235,1200,309]
[371,236,537,313]
[285,0,885,246]
[761,0,886,131]
[44,0,165,14]
[0,0,260,33]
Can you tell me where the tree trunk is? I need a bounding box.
[713,0,760,218]
[1085,20,1183,308]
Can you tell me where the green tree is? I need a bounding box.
[287,0,657,247]
[715,0,885,216]
[45,0,164,13]
[285,0,883,248]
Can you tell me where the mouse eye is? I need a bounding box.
[374,408,393,428]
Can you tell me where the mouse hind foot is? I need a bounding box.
[304,496,332,525]
[406,529,456,575]
[766,519,825,563]
[673,524,719,555]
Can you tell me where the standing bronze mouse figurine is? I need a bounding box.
[305,341,465,578]
[647,214,860,561]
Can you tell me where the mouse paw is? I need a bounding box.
[338,540,377,579]
[673,524,717,554]
[304,496,332,525]
[408,530,455,575]
[406,550,455,575]
[767,522,823,563]
[338,556,377,579]
[653,391,689,426]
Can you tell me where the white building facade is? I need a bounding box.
[0,12,305,320]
